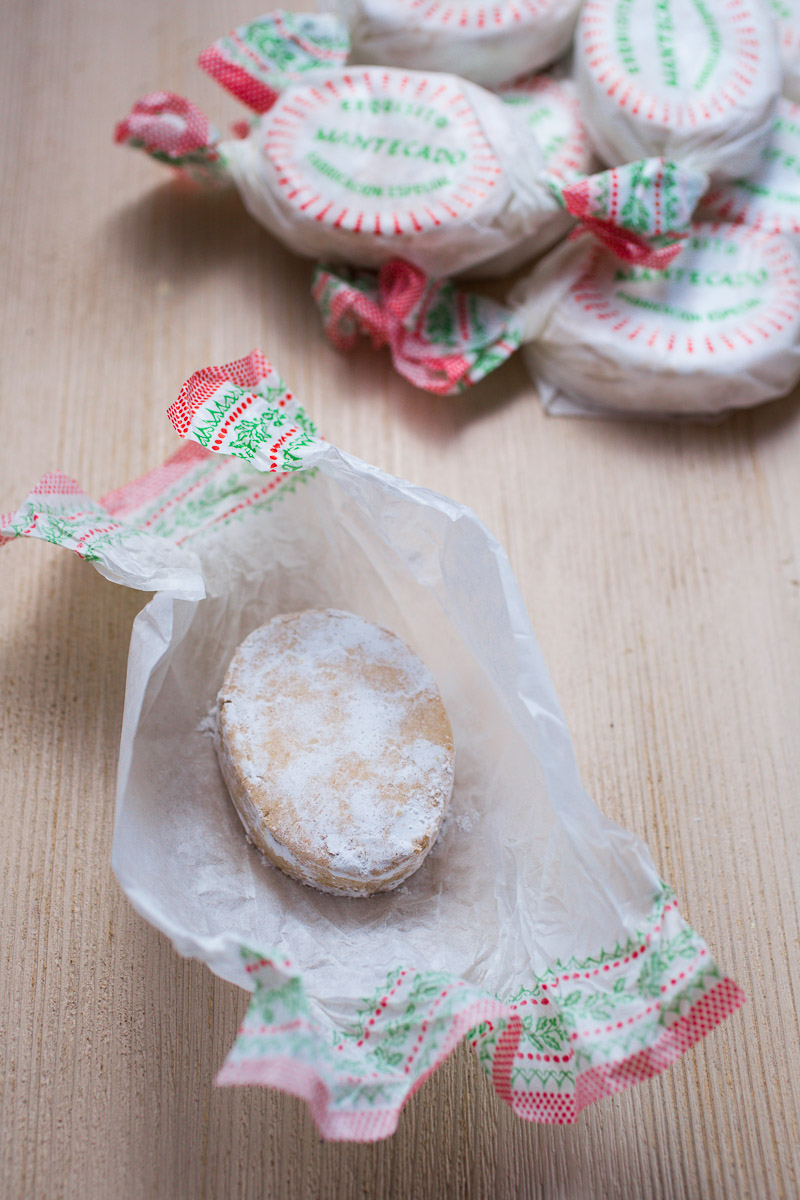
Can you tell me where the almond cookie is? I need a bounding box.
[216,609,455,897]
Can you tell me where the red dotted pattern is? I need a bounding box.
[579,0,766,126]
[313,258,517,395]
[220,972,744,1140]
[510,1090,577,1124]
[501,75,591,181]
[570,217,687,269]
[31,471,85,497]
[171,473,291,543]
[574,976,746,1113]
[114,91,217,158]
[562,161,701,268]
[167,350,273,437]
[219,995,511,1142]
[0,474,126,557]
[199,46,280,115]
[213,897,747,1142]
[566,222,800,356]
[199,12,349,114]
[264,70,502,239]
[101,442,210,517]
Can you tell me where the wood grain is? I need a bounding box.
[1,2,798,1196]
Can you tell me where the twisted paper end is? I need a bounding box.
[114,91,226,184]
[168,351,320,473]
[198,10,350,113]
[313,259,522,395]
[562,158,709,267]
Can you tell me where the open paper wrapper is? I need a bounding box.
[1,352,744,1141]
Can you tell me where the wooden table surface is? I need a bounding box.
[1,2,798,1197]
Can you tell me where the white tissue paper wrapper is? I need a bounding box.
[700,97,800,240]
[217,66,565,278]
[117,18,715,280]
[321,0,582,88]
[115,64,568,279]
[499,74,597,186]
[1,352,744,1140]
[772,0,800,101]
[574,0,781,182]
[511,222,800,418]
[312,217,800,417]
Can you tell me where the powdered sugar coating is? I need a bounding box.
[216,610,455,896]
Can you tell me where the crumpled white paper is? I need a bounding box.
[3,354,744,1137]
[113,440,666,1007]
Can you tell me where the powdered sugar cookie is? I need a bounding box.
[216,609,455,897]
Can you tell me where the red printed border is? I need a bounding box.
[504,76,592,180]
[263,69,502,237]
[566,224,800,356]
[218,998,513,1141]
[218,974,743,1140]
[101,442,211,518]
[702,188,800,238]
[579,0,765,125]
[199,44,280,114]
[396,0,554,28]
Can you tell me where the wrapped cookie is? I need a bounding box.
[1,352,743,1139]
[498,74,596,185]
[319,0,582,88]
[116,17,704,277]
[700,98,800,239]
[314,222,800,417]
[771,0,800,102]
[574,0,781,183]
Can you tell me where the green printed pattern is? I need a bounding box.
[3,492,146,562]
[133,457,318,545]
[0,472,206,593]
[236,13,348,75]
[474,902,722,1096]
[222,951,501,1114]
[200,11,349,111]
[220,887,734,1120]
[564,158,707,239]
[178,380,320,475]
[124,140,228,187]
[312,262,523,395]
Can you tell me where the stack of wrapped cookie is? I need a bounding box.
[116,1,800,417]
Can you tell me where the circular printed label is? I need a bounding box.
[262,69,501,236]
[499,76,592,181]
[578,0,767,125]
[562,225,800,362]
[702,99,800,236]
[376,0,554,29]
